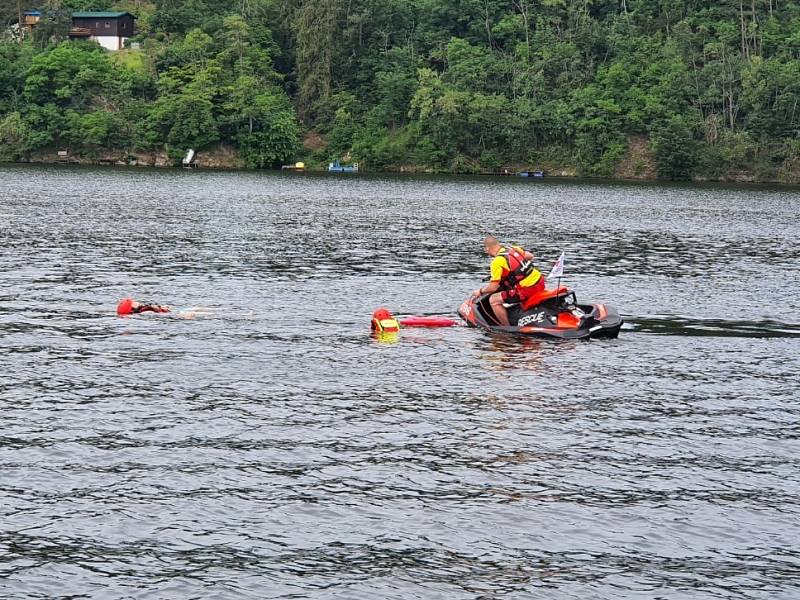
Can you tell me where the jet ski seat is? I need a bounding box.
[520,286,569,311]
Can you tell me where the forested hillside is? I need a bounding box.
[1,0,799,180]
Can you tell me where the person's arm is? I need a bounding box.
[137,304,171,314]
[523,250,534,261]
[473,280,501,297]
[473,257,505,297]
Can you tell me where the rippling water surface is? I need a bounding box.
[1,165,799,599]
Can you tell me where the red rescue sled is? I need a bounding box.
[399,316,458,328]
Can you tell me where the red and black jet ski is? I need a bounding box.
[458,286,622,340]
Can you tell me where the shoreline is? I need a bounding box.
[5,154,800,187]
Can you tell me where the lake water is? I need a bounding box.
[1,164,799,599]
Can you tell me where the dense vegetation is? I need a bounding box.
[1,0,800,180]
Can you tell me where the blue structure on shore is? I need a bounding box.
[328,160,359,173]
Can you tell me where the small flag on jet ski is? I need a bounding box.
[547,251,565,280]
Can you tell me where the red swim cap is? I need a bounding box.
[117,298,135,316]
[372,308,393,323]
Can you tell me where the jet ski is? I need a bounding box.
[458,286,622,340]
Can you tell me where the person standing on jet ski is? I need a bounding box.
[472,236,544,326]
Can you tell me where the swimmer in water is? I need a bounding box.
[116,298,212,319]
[117,298,170,316]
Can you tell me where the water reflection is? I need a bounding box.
[476,333,547,373]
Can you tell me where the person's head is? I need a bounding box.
[117,298,140,316]
[371,308,399,334]
[483,235,501,256]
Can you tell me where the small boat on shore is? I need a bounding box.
[328,160,359,173]
[282,161,306,171]
[517,170,544,178]
[182,149,196,168]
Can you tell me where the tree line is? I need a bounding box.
[1,0,799,180]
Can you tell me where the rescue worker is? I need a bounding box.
[472,236,544,326]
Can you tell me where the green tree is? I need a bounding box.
[651,115,697,179]
[24,42,112,109]
[222,75,299,167]
[0,111,34,160]
[294,0,336,121]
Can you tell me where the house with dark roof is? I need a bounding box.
[69,12,135,51]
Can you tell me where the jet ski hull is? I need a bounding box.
[458,290,622,340]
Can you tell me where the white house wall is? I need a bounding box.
[91,35,126,51]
